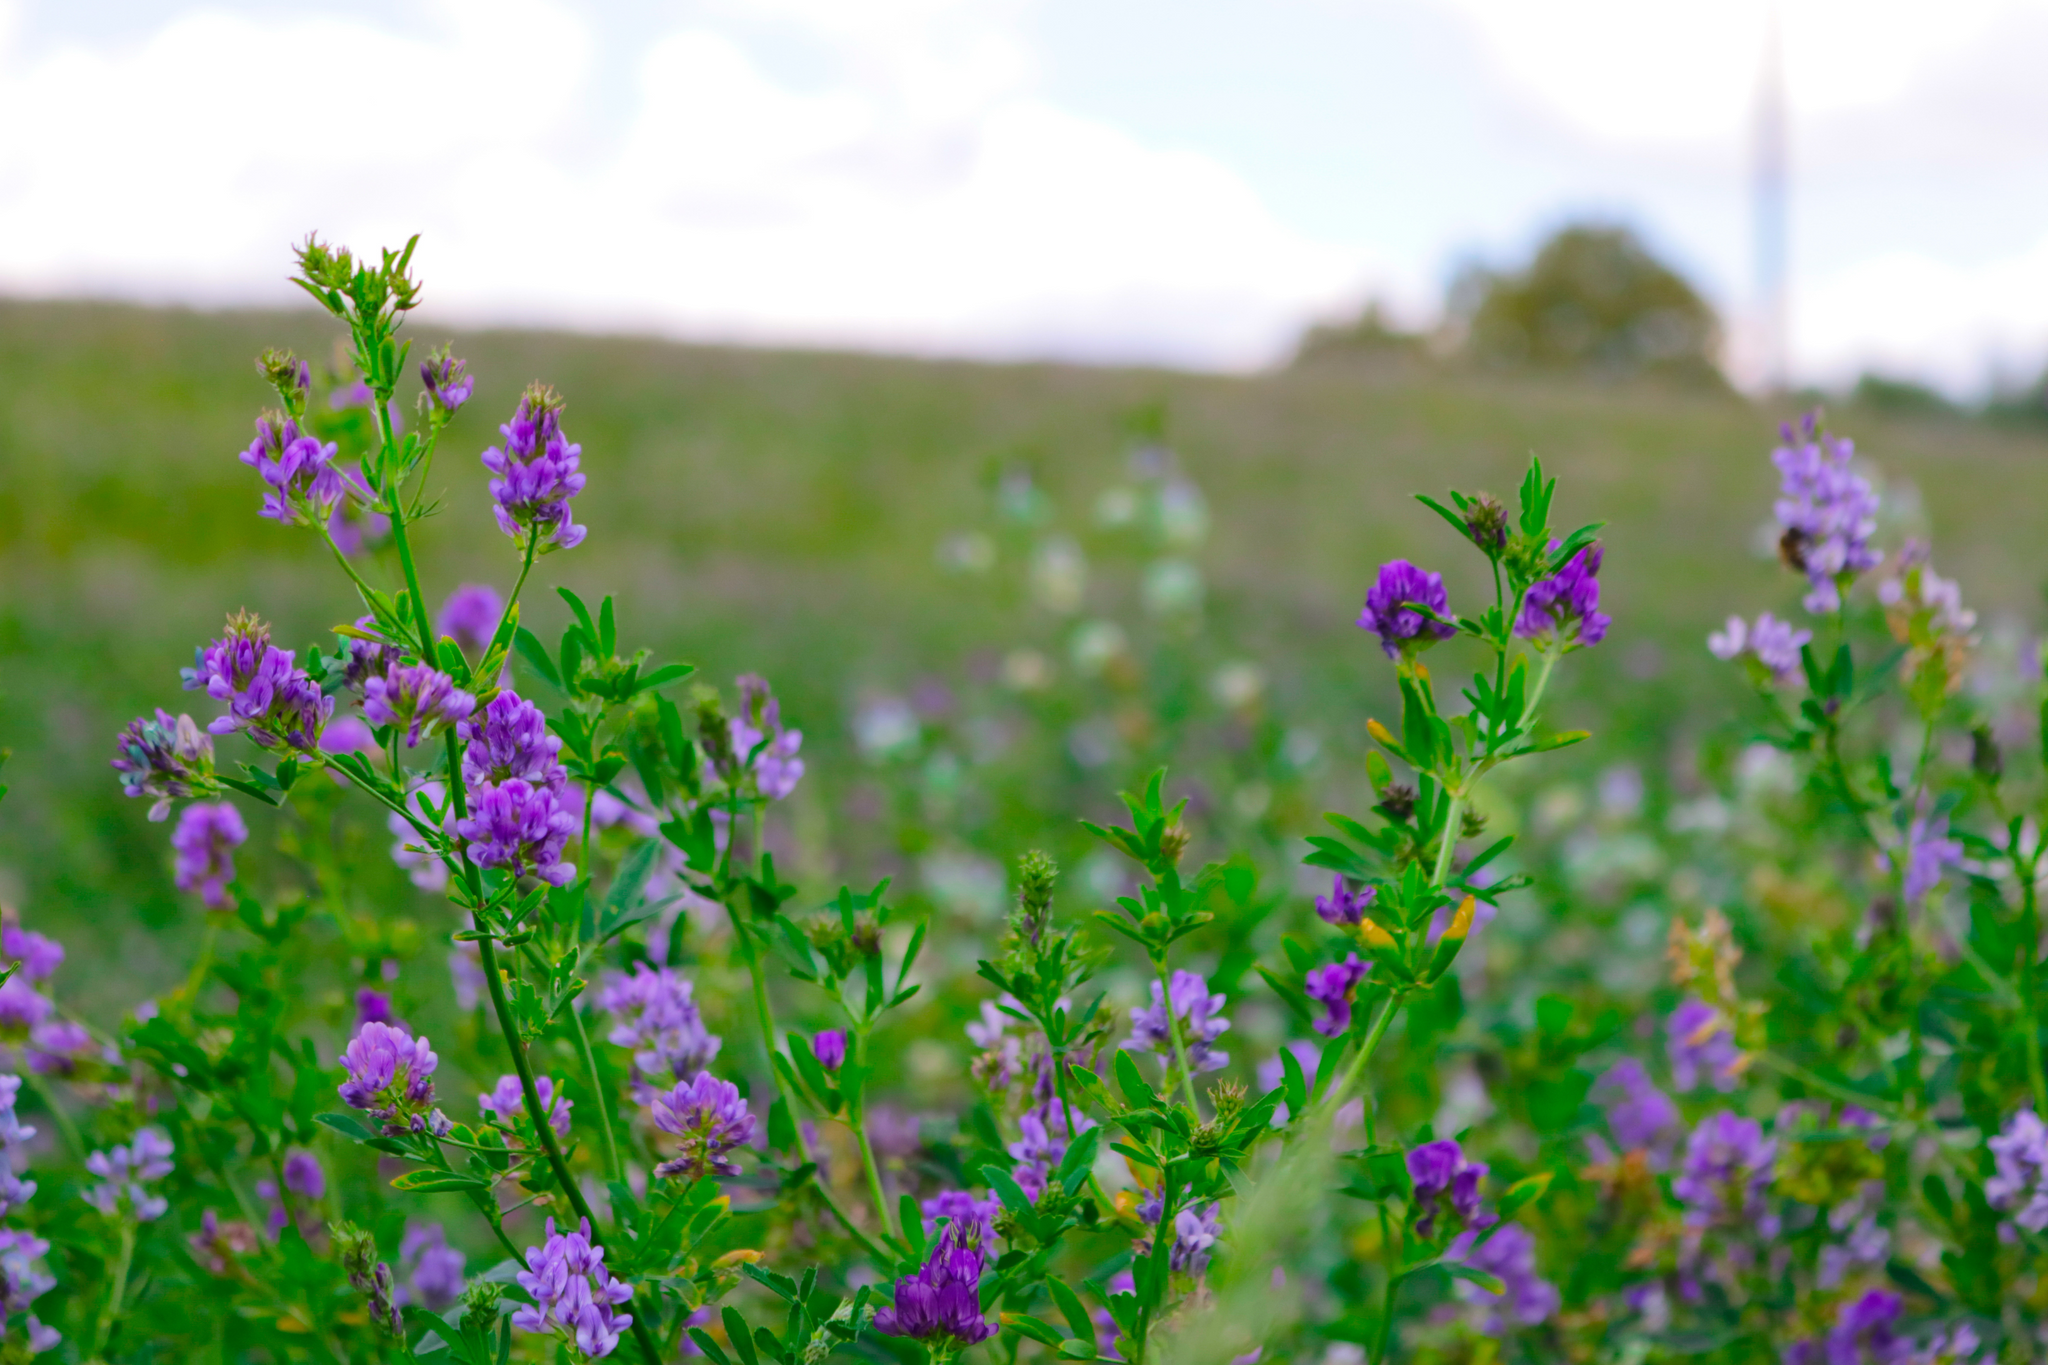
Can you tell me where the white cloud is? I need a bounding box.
[1798,239,2048,393]
[0,0,1370,369]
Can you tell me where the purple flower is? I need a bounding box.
[1592,1059,1679,1153]
[354,989,397,1028]
[729,675,805,800]
[481,387,587,552]
[1407,1138,1491,1240]
[1314,876,1375,927]
[1516,544,1609,647]
[512,1217,634,1358]
[597,963,722,1095]
[342,618,403,696]
[1773,411,1882,613]
[1358,560,1456,660]
[0,1076,41,1220]
[479,1073,574,1140]
[283,1150,325,1200]
[24,1021,92,1076]
[188,613,333,751]
[1304,954,1370,1038]
[1008,1097,1094,1200]
[0,1226,57,1350]
[650,1073,756,1181]
[1666,999,1743,1093]
[399,1222,467,1312]
[1171,1204,1220,1275]
[449,940,484,1009]
[453,779,577,886]
[363,662,476,748]
[874,1215,995,1345]
[321,716,378,757]
[420,350,475,417]
[337,1021,440,1133]
[1446,1223,1560,1332]
[1707,612,1811,681]
[921,1189,997,1240]
[0,981,52,1032]
[1126,970,1230,1075]
[1810,1289,1903,1365]
[438,584,503,655]
[1986,1109,2048,1231]
[1672,1111,1775,1230]
[459,692,568,791]
[238,414,343,526]
[1,930,61,985]
[83,1128,175,1222]
[1903,811,1964,903]
[172,801,247,909]
[111,710,216,819]
[812,1029,847,1071]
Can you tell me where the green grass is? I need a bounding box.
[3,296,2044,1010]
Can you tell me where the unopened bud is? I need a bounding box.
[1464,494,1508,553]
[1378,783,1417,822]
[1158,823,1191,866]
[1972,725,2002,784]
[1208,1079,1247,1119]
[693,687,737,778]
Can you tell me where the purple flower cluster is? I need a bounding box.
[171,801,247,909]
[1170,1204,1220,1275]
[513,1217,634,1358]
[1671,1111,1775,1231]
[478,1073,574,1140]
[83,1128,175,1222]
[452,692,577,884]
[1447,1223,1560,1333]
[729,675,805,800]
[188,613,334,752]
[1784,1289,1905,1365]
[24,1020,95,1077]
[419,350,474,417]
[1986,1109,2048,1231]
[0,1227,58,1354]
[1708,612,1812,682]
[1358,560,1456,660]
[874,1213,995,1346]
[337,1021,443,1134]
[1667,999,1743,1093]
[1902,810,1964,903]
[1009,1093,1094,1201]
[481,388,587,551]
[1314,875,1375,927]
[1773,411,1881,613]
[1126,970,1231,1075]
[597,963,722,1097]
[0,1076,40,1220]
[398,1223,467,1312]
[1515,544,1610,648]
[111,709,216,819]
[239,414,343,526]
[650,1072,756,1181]
[363,662,475,748]
[1304,953,1370,1038]
[1407,1138,1492,1240]
[1,929,61,987]
[438,583,503,656]
[1592,1058,1679,1156]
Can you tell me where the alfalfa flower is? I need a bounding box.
[1126,970,1231,1075]
[649,1073,755,1181]
[187,611,332,752]
[171,801,247,909]
[1515,544,1610,648]
[337,1021,442,1134]
[1772,411,1880,613]
[1708,612,1811,683]
[480,384,586,552]
[238,413,343,527]
[511,1218,634,1358]
[362,662,476,748]
[111,710,217,819]
[1358,560,1455,660]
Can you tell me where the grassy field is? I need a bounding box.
[3,296,2045,1013]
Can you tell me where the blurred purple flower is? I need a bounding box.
[812,1029,847,1071]
[438,584,503,655]
[171,801,247,909]
[1987,1109,2048,1232]
[479,1073,573,1140]
[1304,954,1370,1038]
[597,963,721,1095]
[399,1222,467,1312]
[1447,1223,1560,1332]
[1666,999,1743,1093]
[1903,812,1964,902]
[1773,411,1881,613]
[730,674,805,801]
[1407,1138,1490,1240]
[1593,1058,1679,1153]
[1126,970,1230,1074]
[83,1128,174,1222]
[1708,612,1811,681]
[1,929,61,985]
[1672,1111,1775,1231]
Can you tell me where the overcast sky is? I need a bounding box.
[3,0,2045,391]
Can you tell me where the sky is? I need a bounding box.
[3,0,2047,391]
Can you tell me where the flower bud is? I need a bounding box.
[1463,494,1508,553]
[812,1029,847,1072]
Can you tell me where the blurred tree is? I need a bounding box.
[1851,370,1956,418]
[1448,223,1725,386]
[1290,301,1430,370]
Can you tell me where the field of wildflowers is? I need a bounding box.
[0,237,2045,1364]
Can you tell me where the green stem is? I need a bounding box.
[2025,862,2048,1115]
[25,1072,82,1162]
[1515,646,1560,735]
[1430,791,1466,890]
[1155,960,1204,1114]
[94,1221,136,1356]
[1370,1261,1401,1365]
[181,919,221,1012]
[1327,992,1403,1114]
[812,1177,891,1263]
[570,1001,625,1183]
[475,932,662,1365]
[725,903,813,1163]
[850,1029,898,1240]
[386,500,437,661]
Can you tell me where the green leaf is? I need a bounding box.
[723,1308,761,1365]
[981,1164,1034,1216]
[632,662,695,695]
[1004,1315,1065,1348]
[688,1330,734,1365]
[1057,1340,1098,1360]
[315,1111,379,1142]
[1444,1263,1506,1296]
[513,627,562,689]
[1496,1171,1552,1220]
[390,1169,492,1193]
[1278,1045,1309,1118]
[1113,1049,1161,1110]
[1046,1279,1096,1346]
